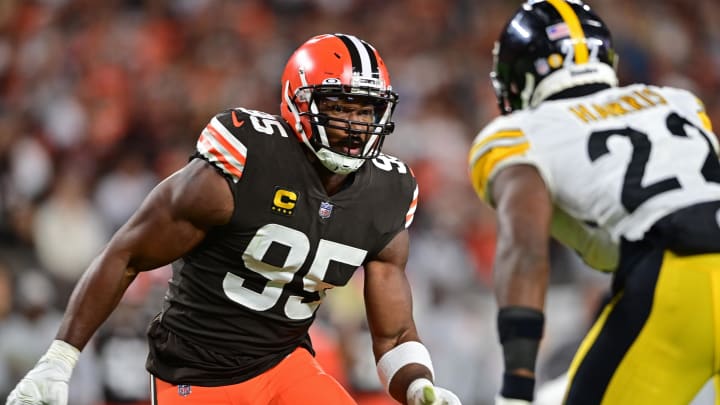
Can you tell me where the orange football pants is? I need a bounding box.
[151,347,357,405]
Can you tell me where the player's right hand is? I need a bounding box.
[495,396,532,405]
[407,378,462,405]
[5,340,79,405]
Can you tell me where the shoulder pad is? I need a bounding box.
[195,111,250,183]
[368,153,418,228]
[194,108,293,183]
[218,108,292,138]
[369,153,413,177]
[468,120,530,202]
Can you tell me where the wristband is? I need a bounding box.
[497,307,544,372]
[377,341,434,391]
[497,307,544,343]
[44,339,80,375]
[501,373,535,401]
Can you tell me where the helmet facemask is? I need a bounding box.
[284,71,398,174]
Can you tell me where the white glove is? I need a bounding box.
[407,378,462,405]
[6,340,79,405]
[535,371,568,405]
[495,396,531,405]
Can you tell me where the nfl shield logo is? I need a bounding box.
[178,384,192,397]
[319,201,334,219]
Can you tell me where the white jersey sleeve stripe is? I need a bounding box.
[197,131,244,181]
[469,138,530,203]
[196,120,248,182]
[209,117,248,164]
[405,184,419,228]
[468,129,526,166]
[469,136,529,169]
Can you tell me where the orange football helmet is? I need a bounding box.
[280,33,398,174]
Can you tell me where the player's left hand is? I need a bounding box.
[6,340,79,405]
[407,378,462,405]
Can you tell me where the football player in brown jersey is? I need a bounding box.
[6,34,460,405]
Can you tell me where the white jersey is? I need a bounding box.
[469,84,720,271]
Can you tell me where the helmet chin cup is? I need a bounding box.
[315,147,366,174]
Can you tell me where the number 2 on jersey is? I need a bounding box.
[588,112,720,212]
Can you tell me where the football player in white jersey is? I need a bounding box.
[468,1,720,404]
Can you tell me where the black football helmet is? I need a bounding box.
[492,0,618,114]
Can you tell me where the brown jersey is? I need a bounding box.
[146,107,418,386]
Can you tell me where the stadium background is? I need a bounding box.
[0,0,718,404]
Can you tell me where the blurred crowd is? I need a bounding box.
[1,0,719,404]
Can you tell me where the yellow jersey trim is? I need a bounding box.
[469,137,529,202]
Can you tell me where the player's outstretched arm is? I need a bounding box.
[6,158,233,405]
[364,230,461,405]
[490,164,554,405]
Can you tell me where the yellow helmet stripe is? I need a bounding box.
[547,0,589,64]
